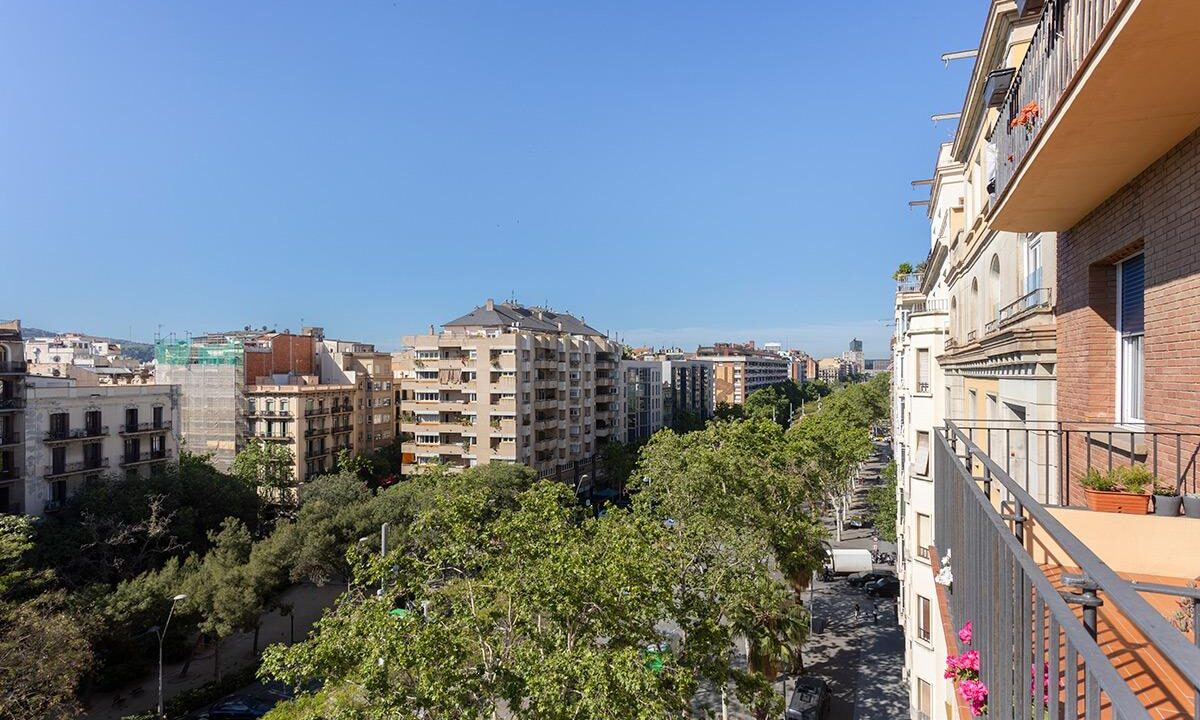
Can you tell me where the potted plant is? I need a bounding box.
[1154,483,1183,516]
[1080,466,1151,514]
[1183,493,1200,519]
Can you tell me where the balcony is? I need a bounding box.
[935,422,1200,717]
[0,465,20,481]
[45,458,110,478]
[252,432,294,443]
[0,431,18,448]
[45,426,109,444]
[305,406,330,417]
[119,422,171,436]
[121,449,173,467]
[983,287,1054,336]
[0,398,24,412]
[991,0,1200,231]
[252,408,292,418]
[0,360,26,374]
[896,273,924,294]
[305,426,331,438]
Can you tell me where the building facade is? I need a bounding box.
[244,380,356,482]
[22,377,181,515]
[398,300,624,480]
[0,321,27,515]
[897,1,1200,717]
[661,358,715,430]
[620,359,663,443]
[696,342,790,406]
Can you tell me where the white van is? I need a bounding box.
[821,548,873,579]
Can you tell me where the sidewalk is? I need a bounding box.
[84,582,344,719]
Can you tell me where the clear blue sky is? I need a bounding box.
[1,1,981,358]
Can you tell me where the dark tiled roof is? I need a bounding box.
[443,303,604,337]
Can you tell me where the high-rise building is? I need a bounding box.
[661,358,715,430]
[620,359,663,443]
[397,300,624,481]
[695,342,789,406]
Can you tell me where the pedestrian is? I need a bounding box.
[852,601,862,622]
[870,600,879,623]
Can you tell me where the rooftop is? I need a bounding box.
[442,299,604,337]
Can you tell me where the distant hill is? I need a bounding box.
[20,327,156,363]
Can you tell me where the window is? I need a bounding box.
[914,431,930,477]
[918,678,932,719]
[1026,234,1044,294]
[916,349,930,393]
[1118,254,1144,423]
[989,254,1001,321]
[280,399,289,415]
[153,406,164,428]
[916,512,931,560]
[917,595,932,642]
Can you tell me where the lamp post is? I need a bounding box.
[157,593,187,718]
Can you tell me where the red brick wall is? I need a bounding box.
[1058,127,1200,494]
[271,334,314,376]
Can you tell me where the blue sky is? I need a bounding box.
[1,2,980,358]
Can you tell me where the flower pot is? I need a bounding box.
[1183,495,1200,519]
[1154,495,1183,516]
[1084,488,1149,514]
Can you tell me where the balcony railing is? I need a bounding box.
[119,422,171,435]
[0,360,27,374]
[993,0,1121,201]
[0,431,18,446]
[121,449,173,466]
[948,420,1200,507]
[935,422,1200,719]
[896,273,924,294]
[984,287,1054,336]
[45,458,110,477]
[908,298,950,315]
[45,426,109,442]
[0,398,24,410]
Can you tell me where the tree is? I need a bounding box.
[868,461,898,543]
[334,449,373,478]
[892,261,914,280]
[788,411,872,542]
[184,519,265,681]
[0,592,92,719]
[232,439,296,504]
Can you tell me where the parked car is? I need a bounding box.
[846,517,874,530]
[206,696,271,719]
[865,576,901,598]
[847,569,895,588]
[785,675,832,719]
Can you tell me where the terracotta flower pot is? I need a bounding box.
[1084,488,1149,514]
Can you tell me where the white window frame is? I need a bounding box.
[1116,253,1145,425]
[1025,234,1044,295]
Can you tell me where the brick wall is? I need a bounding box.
[1057,127,1200,494]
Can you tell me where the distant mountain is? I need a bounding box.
[19,327,156,363]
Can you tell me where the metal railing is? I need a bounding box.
[993,0,1123,200]
[896,273,924,293]
[936,423,1200,718]
[985,287,1054,336]
[0,398,24,410]
[45,426,109,441]
[120,422,171,434]
[948,420,1200,506]
[0,360,27,374]
[0,431,18,445]
[45,458,109,476]
[121,449,173,465]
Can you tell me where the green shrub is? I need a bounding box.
[1081,467,1116,491]
[1110,465,1153,494]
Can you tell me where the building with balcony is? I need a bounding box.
[0,320,27,515]
[695,342,790,406]
[620,359,663,443]
[660,357,715,431]
[396,299,623,481]
[244,380,356,482]
[22,376,180,515]
[897,1,1200,717]
[314,330,397,455]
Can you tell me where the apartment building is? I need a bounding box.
[816,357,851,384]
[893,141,960,720]
[158,328,378,482]
[696,342,790,406]
[903,1,1200,717]
[0,321,27,515]
[661,357,715,430]
[315,331,397,454]
[620,359,663,443]
[397,300,624,481]
[244,380,355,482]
[842,338,865,375]
[23,377,180,515]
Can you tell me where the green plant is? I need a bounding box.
[1081,468,1116,491]
[1111,465,1153,494]
[1154,482,1180,497]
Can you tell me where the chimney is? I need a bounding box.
[428,324,435,335]
[485,298,495,311]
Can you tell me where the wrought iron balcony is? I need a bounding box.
[45,458,109,477]
[0,398,24,411]
[0,360,27,374]
[46,426,109,443]
[120,449,173,466]
[0,431,19,447]
[935,422,1200,717]
[896,273,924,294]
[120,422,171,435]
[984,287,1054,336]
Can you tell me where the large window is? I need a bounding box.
[1118,254,1145,423]
[917,595,932,642]
[1026,234,1044,294]
[916,349,930,393]
[916,512,931,560]
[914,431,930,477]
[918,678,932,719]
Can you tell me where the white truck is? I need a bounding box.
[821,548,874,579]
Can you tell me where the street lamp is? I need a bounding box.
[156,593,187,719]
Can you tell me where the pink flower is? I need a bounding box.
[958,621,973,645]
[958,679,989,716]
[960,649,981,672]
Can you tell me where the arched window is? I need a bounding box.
[971,278,980,335]
[950,296,958,339]
[989,255,1001,322]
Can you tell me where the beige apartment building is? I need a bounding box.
[244,381,356,482]
[316,333,397,455]
[696,342,789,406]
[397,300,623,481]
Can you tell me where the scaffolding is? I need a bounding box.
[155,340,245,471]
